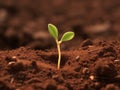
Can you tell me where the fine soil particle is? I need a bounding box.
[0,40,120,90]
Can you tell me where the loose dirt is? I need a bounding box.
[0,40,120,90]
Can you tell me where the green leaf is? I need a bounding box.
[60,32,75,42]
[48,24,58,40]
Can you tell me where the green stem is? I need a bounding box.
[56,40,61,70]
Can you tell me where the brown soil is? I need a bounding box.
[0,40,120,90]
[0,0,120,90]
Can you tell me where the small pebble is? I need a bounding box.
[75,56,80,60]
[114,59,120,63]
[89,75,94,80]
[8,61,16,65]
[10,78,14,83]
[12,56,17,59]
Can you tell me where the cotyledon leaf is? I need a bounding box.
[60,31,75,42]
[48,24,58,40]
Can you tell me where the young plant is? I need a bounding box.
[48,24,75,70]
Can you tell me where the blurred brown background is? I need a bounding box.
[0,0,120,50]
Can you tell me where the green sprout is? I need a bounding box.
[48,24,75,70]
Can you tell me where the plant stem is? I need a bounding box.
[56,40,61,70]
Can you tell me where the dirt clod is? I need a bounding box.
[81,39,93,47]
[52,74,64,84]
[92,59,117,81]
[101,84,120,90]
[6,62,25,74]
[0,81,10,90]
[5,56,17,62]
[57,85,68,90]
[44,80,57,90]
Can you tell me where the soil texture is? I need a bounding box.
[0,0,120,90]
[0,40,120,90]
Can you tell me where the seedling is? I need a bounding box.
[48,24,75,70]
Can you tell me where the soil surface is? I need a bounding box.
[0,40,120,90]
[0,0,120,90]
